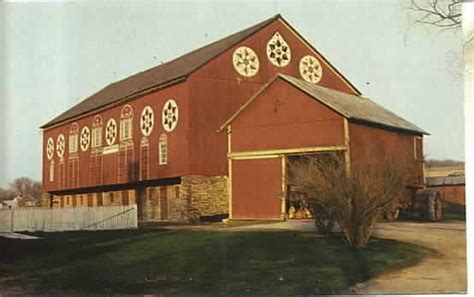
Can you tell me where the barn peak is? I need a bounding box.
[41,14,359,129]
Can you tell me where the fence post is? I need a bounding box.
[10,210,14,232]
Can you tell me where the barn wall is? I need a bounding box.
[188,18,356,176]
[348,123,424,186]
[230,79,345,152]
[192,18,357,94]
[187,77,261,175]
[42,82,190,193]
[231,157,283,219]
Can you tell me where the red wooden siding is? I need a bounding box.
[349,123,424,186]
[42,82,189,193]
[187,18,356,176]
[231,78,345,152]
[193,18,357,94]
[232,157,283,219]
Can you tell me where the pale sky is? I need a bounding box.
[0,0,465,186]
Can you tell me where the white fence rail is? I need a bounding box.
[0,205,138,232]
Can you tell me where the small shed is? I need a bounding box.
[426,175,465,205]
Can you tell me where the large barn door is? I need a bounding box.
[231,157,284,219]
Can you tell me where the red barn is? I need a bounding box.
[40,15,427,222]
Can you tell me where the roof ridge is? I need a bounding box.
[223,73,428,135]
[114,14,282,84]
[41,14,281,129]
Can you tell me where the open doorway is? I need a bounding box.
[286,151,345,219]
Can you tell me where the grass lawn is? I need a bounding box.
[0,229,429,295]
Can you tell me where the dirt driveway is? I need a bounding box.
[223,219,467,294]
[353,221,466,294]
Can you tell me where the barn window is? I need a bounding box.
[56,134,66,158]
[299,55,322,84]
[159,134,168,165]
[140,137,149,180]
[140,106,154,136]
[120,105,133,141]
[46,137,54,160]
[68,123,79,153]
[267,31,291,67]
[105,118,118,146]
[89,151,103,185]
[232,46,260,77]
[80,126,91,151]
[49,160,55,182]
[67,156,79,188]
[92,115,103,148]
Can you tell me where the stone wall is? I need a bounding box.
[181,175,229,219]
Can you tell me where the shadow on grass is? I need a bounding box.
[0,229,429,296]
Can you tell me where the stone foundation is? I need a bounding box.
[44,175,229,223]
[181,175,229,220]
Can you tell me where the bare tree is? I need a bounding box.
[409,0,462,30]
[0,187,15,201]
[288,153,405,248]
[9,177,42,200]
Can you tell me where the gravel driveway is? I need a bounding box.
[353,221,466,294]
[225,219,467,294]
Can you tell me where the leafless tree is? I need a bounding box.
[0,187,15,201]
[409,0,462,31]
[9,177,42,200]
[288,153,405,248]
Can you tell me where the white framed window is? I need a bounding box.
[159,134,168,165]
[69,134,78,153]
[92,115,103,148]
[92,127,103,148]
[120,105,134,141]
[49,160,55,182]
[68,123,79,153]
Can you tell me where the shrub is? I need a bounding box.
[288,153,405,248]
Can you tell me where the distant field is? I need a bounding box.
[425,165,464,177]
[0,229,429,295]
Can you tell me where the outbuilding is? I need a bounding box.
[221,74,427,219]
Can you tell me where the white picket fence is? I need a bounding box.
[0,205,138,232]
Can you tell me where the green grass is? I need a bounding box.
[0,229,429,295]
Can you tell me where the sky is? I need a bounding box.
[0,0,465,186]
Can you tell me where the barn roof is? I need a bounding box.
[41,15,280,129]
[41,14,363,129]
[221,74,428,135]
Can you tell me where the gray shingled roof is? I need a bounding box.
[41,15,281,129]
[280,74,428,135]
[221,74,427,135]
